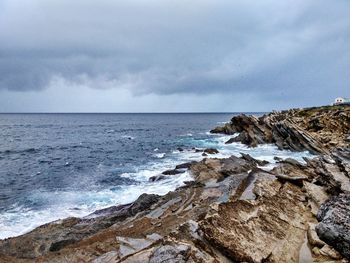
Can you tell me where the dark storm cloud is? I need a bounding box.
[0,0,349,101]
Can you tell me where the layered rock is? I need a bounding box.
[200,179,311,262]
[211,105,350,154]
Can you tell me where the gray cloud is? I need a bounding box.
[0,0,349,109]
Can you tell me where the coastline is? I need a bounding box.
[0,105,349,262]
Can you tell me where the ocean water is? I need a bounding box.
[0,113,312,239]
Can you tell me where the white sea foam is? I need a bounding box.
[154,152,166,159]
[0,170,192,239]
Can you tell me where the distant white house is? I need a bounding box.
[333,97,349,105]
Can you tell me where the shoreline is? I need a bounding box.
[0,105,349,262]
[0,131,310,240]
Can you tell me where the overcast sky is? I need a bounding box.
[0,0,349,112]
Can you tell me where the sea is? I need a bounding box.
[0,113,312,239]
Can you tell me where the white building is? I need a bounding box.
[333,97,349,105]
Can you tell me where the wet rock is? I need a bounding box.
[204,148,219,154]
[316,194,350,260]
[175,162,196,170]
[274,156,283,162]
[162,169,185,175]
[149,175,167,182]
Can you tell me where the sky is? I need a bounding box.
[0,0,349,112]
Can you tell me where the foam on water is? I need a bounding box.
[0,130,313,239]
[154,152,166,159]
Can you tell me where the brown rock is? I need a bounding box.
[200,180,311,263]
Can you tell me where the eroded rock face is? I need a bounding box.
[316,194,350,260]
[200,179,311,263]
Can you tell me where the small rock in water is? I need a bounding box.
[149,175,167,182]
[162,169,185,175]
[204,148,219,154]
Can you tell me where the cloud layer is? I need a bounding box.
[0,0,349,111]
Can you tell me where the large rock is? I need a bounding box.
[200,179,311,263]
[316,194,350,260]
[189,155,257,183]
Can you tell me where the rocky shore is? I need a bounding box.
[1,105,349,263]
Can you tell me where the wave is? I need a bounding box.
[0,148,39,155]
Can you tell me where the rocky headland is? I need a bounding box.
[0,105,349,263]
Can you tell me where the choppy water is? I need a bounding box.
[0,113,312,239]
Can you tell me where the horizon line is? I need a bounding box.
[0,111,267,114]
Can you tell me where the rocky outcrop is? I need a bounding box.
[211,105,350,154]
[316,194,350,260]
